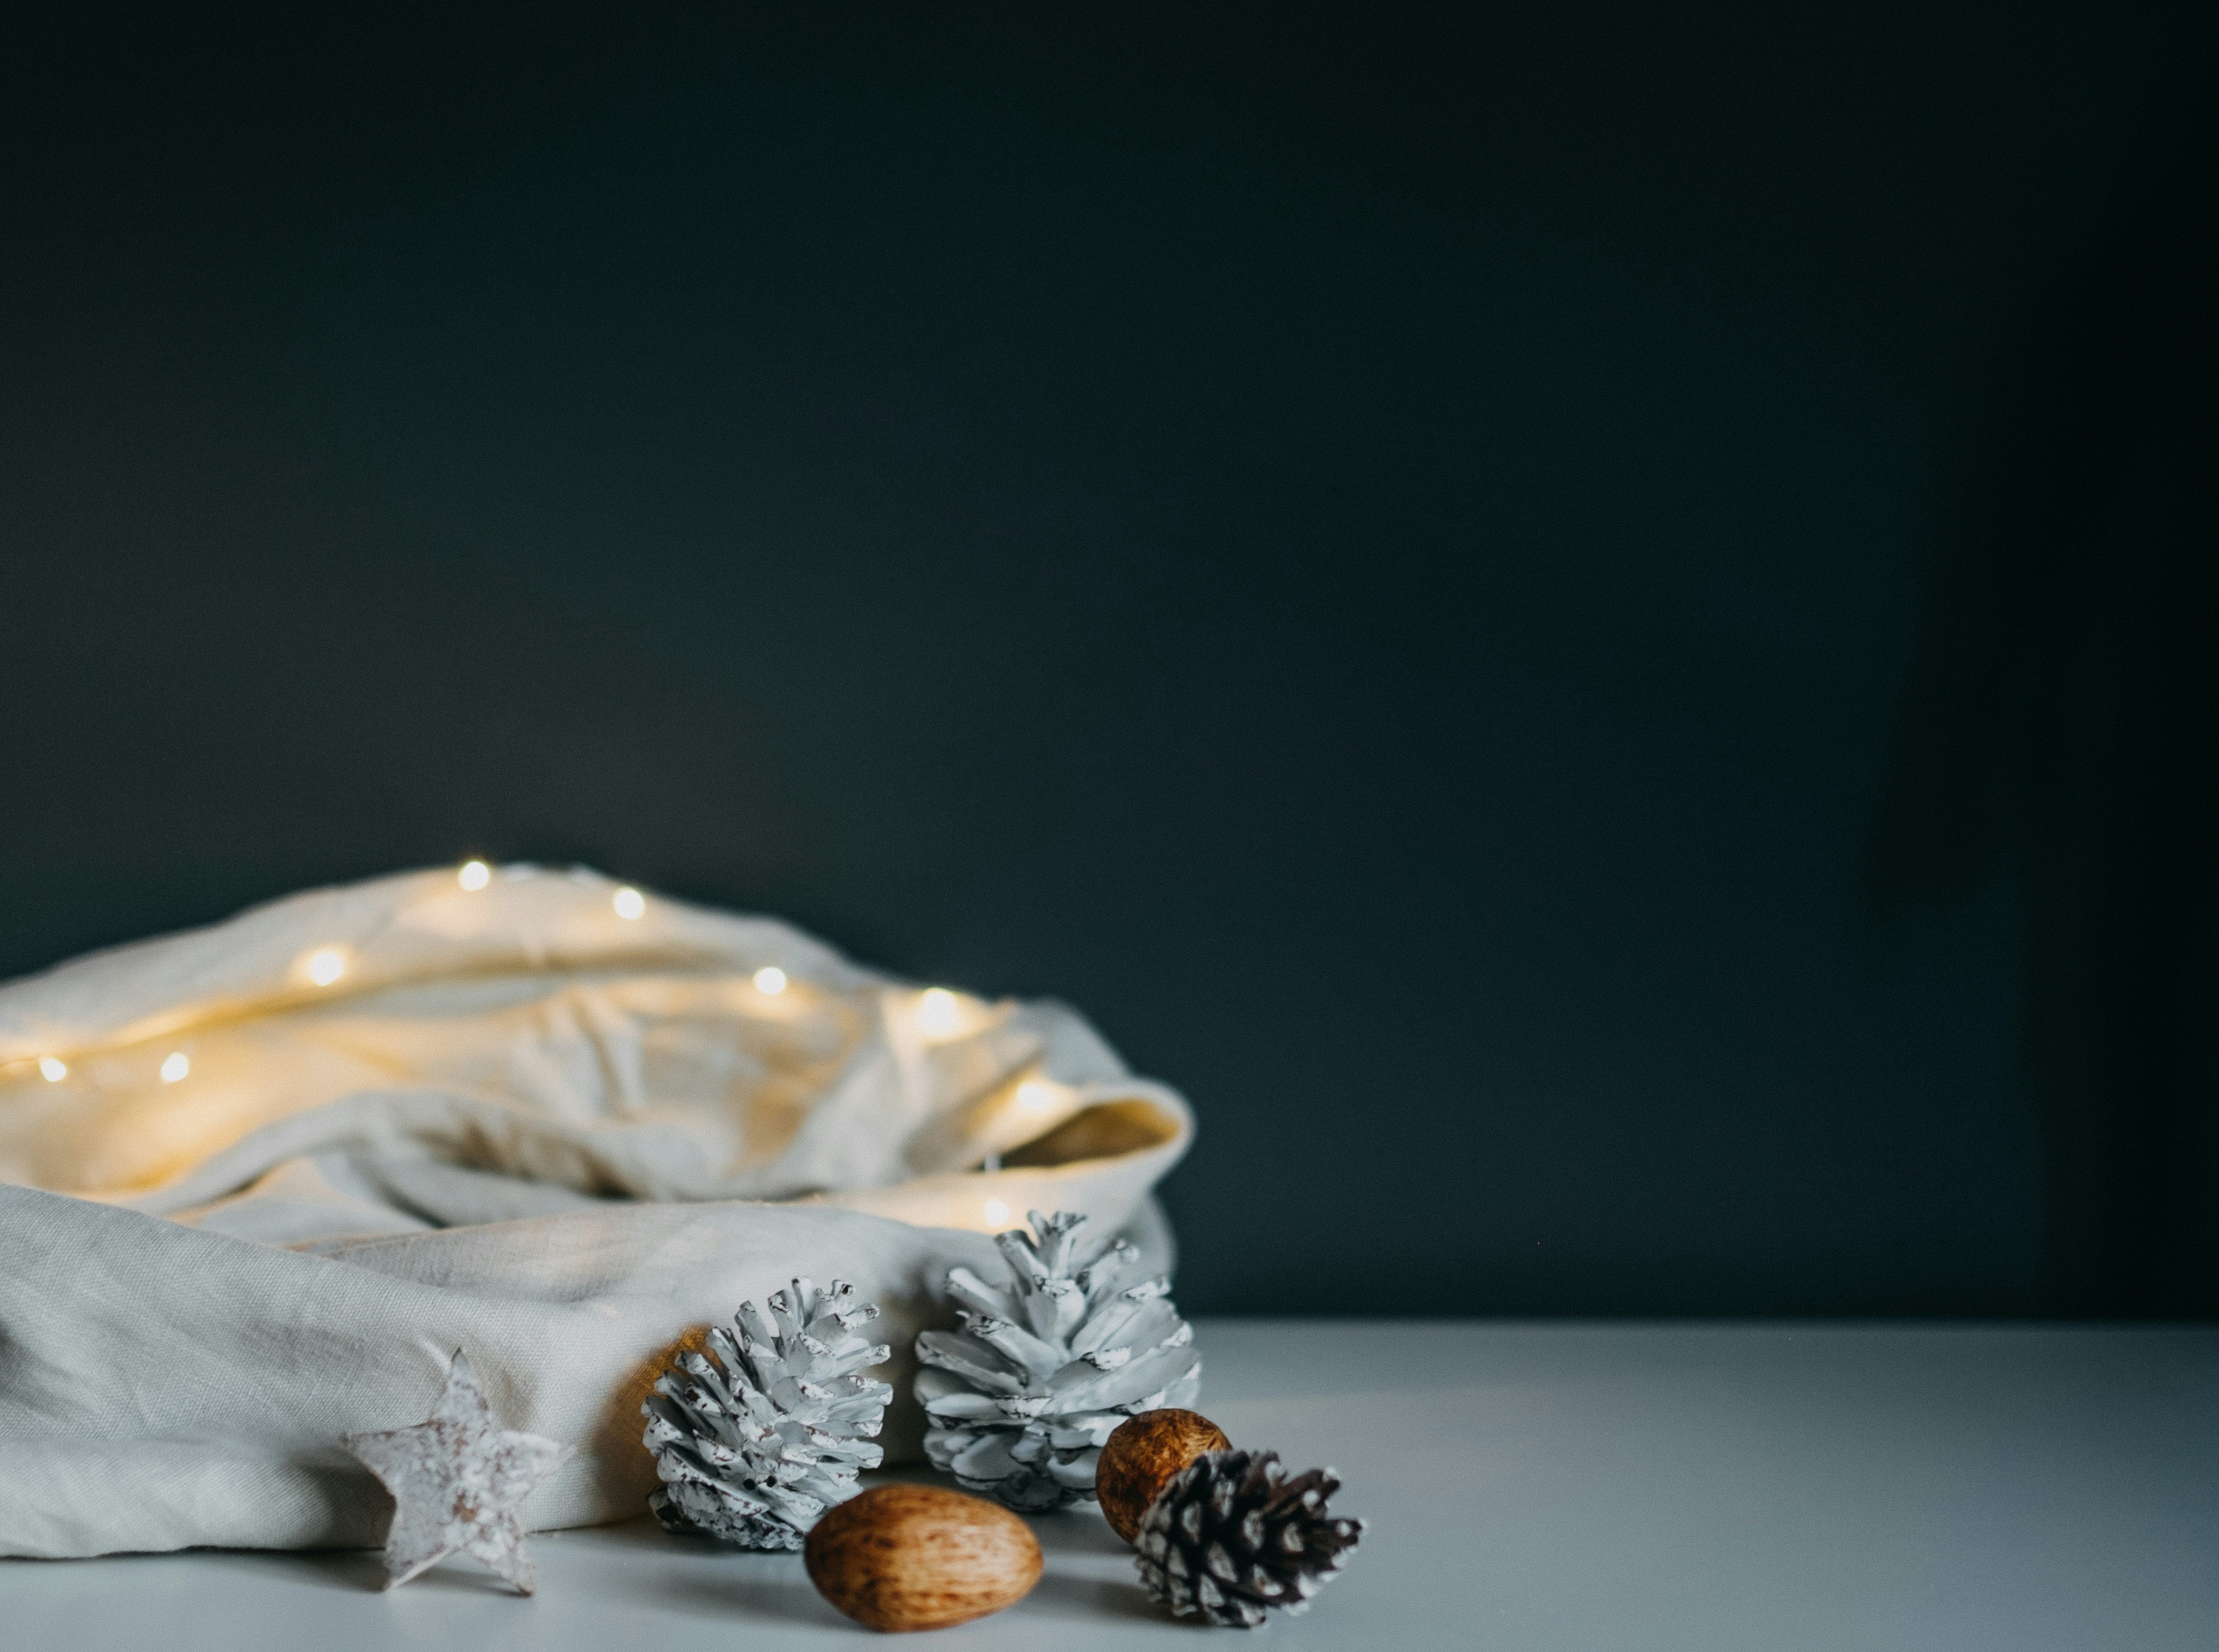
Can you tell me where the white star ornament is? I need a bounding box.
[342,1348,572,1594]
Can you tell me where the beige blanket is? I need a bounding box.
[0,867,1191,1558]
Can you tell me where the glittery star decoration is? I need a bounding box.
[342,1348,572,1594]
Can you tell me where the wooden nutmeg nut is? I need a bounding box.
[803,1484,1043,1633]
[1095,1409,1233,1544]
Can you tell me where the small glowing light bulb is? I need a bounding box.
[304,947,347,987]
[613,886,646,921]
[917,987,961,1038]
[982,1199,1011,1228]
[753,966,788,996]
[160,1052,190,1084]
[37,1057,67,1082]
[1015,1079,1054,1111]
[458,860,491,891]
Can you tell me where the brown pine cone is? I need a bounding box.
[1135,1448,1363,1628]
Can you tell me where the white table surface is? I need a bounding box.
[7,1319,2216,1649]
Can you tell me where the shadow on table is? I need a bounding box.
[289,1548,394,1593]
[1034,1510,1133,1558]
[1027,1571,1165,1624]
[1030,1505,1162,1623]
[643,1568,844,1629]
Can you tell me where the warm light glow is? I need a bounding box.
[613,887,646,921]
[304,947,347,987]
[457,860,491,891]
[917,987,961,1038]
[160,1052,190,1084]
[1015,1079,1055,1111]
[753,966,788,996]
[982,1199,1011,1227]
[37,1057,67,1083]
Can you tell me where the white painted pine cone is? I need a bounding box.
[915,1210,1202,1511]
[642,1278,892,1549]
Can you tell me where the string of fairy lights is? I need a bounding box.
[4,861,1075,1223]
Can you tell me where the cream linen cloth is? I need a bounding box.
[0,867,1192,1558]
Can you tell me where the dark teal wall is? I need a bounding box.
[3,7,2213,1314]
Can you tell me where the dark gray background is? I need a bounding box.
[3,6,2213,1316]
